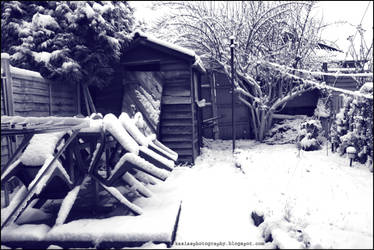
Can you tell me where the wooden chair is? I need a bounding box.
[1,131,80,229]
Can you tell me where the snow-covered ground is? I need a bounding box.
[168,139,373,249]
[1,139,372,249]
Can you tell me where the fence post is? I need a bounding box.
[1,53,15,208]
[1,53,14,117]
[1,53,15,152]
[49,82,53,115]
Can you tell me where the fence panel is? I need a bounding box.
[1,55,78,169]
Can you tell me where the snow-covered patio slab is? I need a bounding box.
[1,172,182,249]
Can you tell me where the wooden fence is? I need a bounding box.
[1,54,79,169]
[201,70,251,140]
[323,62,372,113]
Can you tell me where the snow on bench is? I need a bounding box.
[119,112,178,162]
[103,114,139,155]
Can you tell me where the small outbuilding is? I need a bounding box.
[90,32,206,164]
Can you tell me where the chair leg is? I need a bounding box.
[54,175,88,226]
[92,175,143,216]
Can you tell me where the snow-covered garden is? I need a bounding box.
[2,137,373,249]
[170,139,373,249]
[1,1,373,249]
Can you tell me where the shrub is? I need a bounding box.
[297,119,323,151]
[330,82,373,164]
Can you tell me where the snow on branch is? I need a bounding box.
[234,87,260,102]
[265,61,373,100]
[267,61,373,77]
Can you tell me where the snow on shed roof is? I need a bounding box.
[132,31,206,73]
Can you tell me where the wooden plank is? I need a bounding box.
[1,155,10,166]
[12,87,49,96]
[162,112,192,119]
[190,66,196,162]
[51,106,77,113]
[192,140,198,160]
[1,145,9,154]
[177,156,193,163]
[77,82,81,114]
[162,119,192,126]
[161,135,192,142]
[82,82,91,115]
[162,105,194,113]
[12,78,49,90]
[84,83,96,113]
[14,105,49,113]
[10,73,48,83]
[1,56,14,116]
[13,95,50,104]
[163,70,190,80]
[161,126,192,135]
[51,91,77,99]
[164,80,190,88]
[161,59,187,65]
[163,88,190,97]
[162,96,191,105]
[161,63,189,71]
[174,148,193,156]
[162,142,192,149]
[13,110,50,117]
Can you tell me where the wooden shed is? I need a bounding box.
[90,32,206,164]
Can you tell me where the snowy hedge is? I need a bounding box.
[1,1,134,88]
[330,82,373,164]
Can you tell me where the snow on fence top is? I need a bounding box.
[9,65,43,79]
[1,52,10,59]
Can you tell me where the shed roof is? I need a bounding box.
[127,31,205,73]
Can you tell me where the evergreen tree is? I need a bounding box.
[1,1,134,88]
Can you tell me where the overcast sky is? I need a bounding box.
[129,1,373,54]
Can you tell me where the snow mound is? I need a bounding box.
[264,118,306,145]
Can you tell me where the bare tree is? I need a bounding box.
[151,1,327,141]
